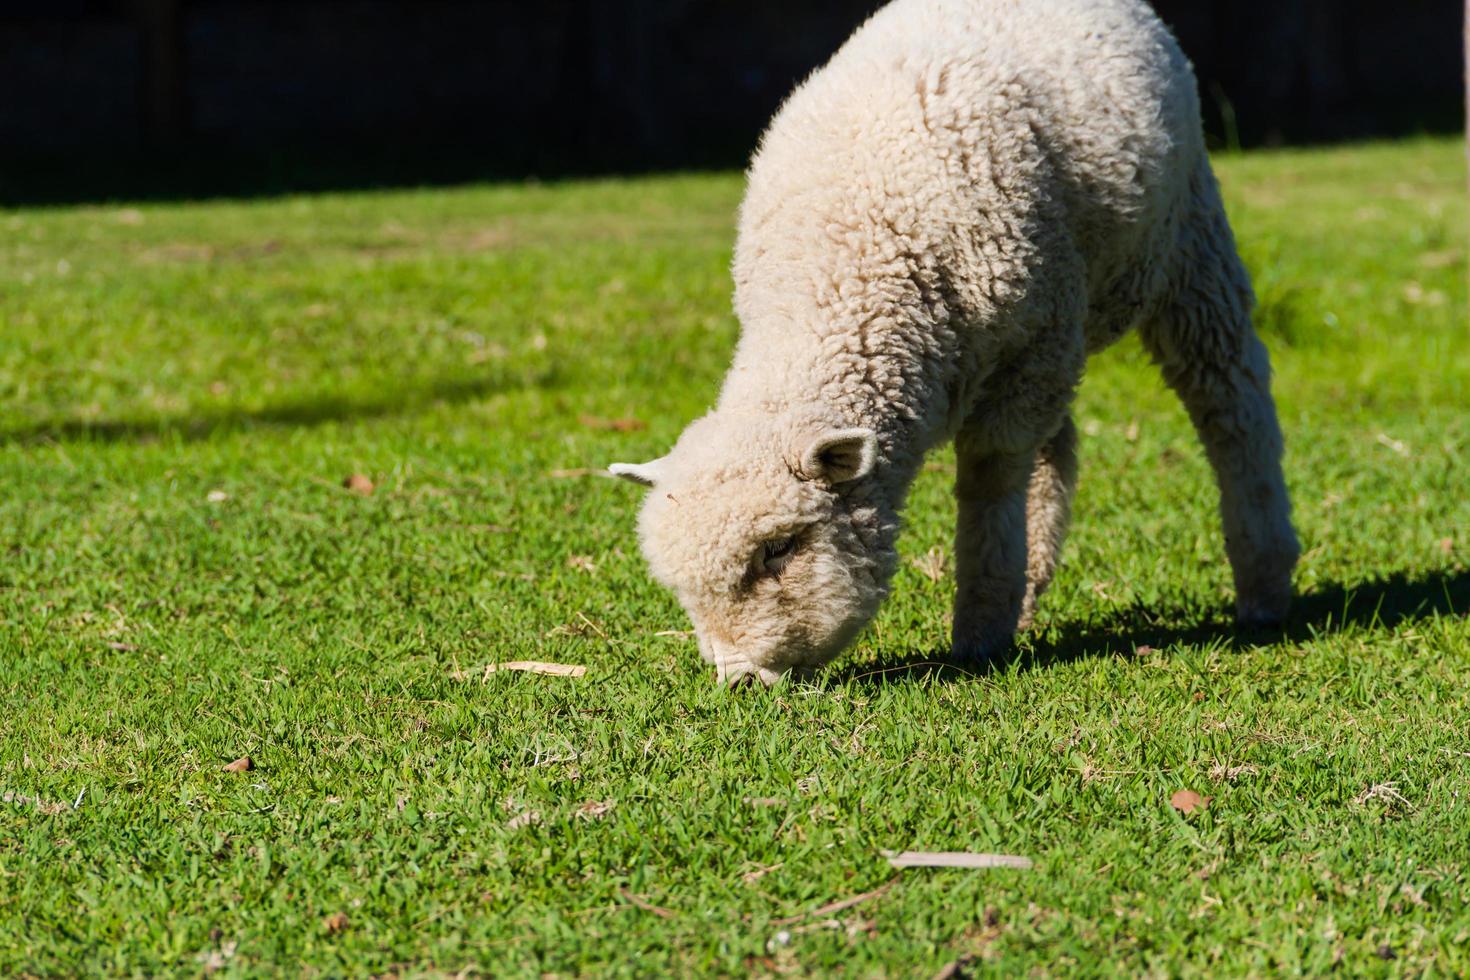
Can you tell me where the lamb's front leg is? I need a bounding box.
[951,441,1032,662]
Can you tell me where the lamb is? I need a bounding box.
[611,0,1300,685]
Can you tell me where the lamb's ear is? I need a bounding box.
[799,428,877,484]
[608,459,666,488]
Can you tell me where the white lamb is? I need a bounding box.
[612,0,1300,685]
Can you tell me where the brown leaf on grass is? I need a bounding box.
[578,414,646,432]
[481,661,586,678]
[222,756,253,773]
[566,554,597,573]
[575,799,614,821]
[506,810,542,830]
[343,473,374,496]
[322,912,349,936]
[1169,789,1209,814]
[618,886,674,918]
[107,641,138,652]
[882,850,1033,870]
[1440,537,1454,555]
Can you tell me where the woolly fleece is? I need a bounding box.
[612,0,1300,685]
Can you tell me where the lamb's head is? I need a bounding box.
[611,412,897,686]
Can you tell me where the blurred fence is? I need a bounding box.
[0,0,1462,197]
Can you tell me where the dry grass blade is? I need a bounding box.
[882,850,1033,870]
[617,886,674,918]
[769,878,897,926]
[741,862,783,885]
[482,661,586,678]
[2,791,69,815]
[911,545,948,582]
[743,796,785,808]
[1208,761,1259,782]
[1352,782,1415,809]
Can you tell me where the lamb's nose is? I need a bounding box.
[715,661,785,688]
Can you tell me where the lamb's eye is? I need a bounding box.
[761,536,797,574]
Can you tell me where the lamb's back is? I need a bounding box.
[735,0,1200,331]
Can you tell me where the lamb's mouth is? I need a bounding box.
[715,661,783,687]
[715,659,820,688]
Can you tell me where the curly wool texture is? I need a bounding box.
[614,0,1299,684]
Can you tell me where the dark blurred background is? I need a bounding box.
[1,0,1463,203]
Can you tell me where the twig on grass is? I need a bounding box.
[617,886,674,919]
[741,862,784,884]
[480,661,587,678]
[883,850,1033,870]
[930,955,976,980]
[768,877,898,927]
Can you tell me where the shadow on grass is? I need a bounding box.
[834,567,1470,687]
[0,370,558,446]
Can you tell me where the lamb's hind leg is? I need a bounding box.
[1141,191,1300,625]
[1019,415,1078,630]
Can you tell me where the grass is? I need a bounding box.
[2,137,1468,976]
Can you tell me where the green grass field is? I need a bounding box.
[3,138,1468,976]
